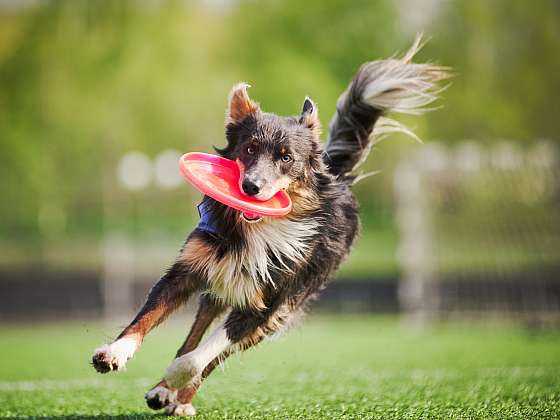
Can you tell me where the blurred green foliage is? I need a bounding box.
[0,1,558,275]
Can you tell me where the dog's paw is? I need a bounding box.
[145,385,178,410]
[164,355,202,389]
[92,346,116,373]
[165,403,196,417]
[91,337,138,373]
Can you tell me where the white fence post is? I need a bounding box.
[394,145,452,328]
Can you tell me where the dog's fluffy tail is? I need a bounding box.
[324,35,450,180]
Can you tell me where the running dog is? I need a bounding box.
[92,36,448,416]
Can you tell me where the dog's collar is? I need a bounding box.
[197,201,263,234]
[196,201,220,236]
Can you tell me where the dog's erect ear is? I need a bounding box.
[299,96,320,133]
[227,82,259,124]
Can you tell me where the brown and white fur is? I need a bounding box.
[91,36,448,416]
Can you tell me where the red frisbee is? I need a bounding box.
[179,152,292,218]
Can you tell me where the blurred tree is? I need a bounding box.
[0,0,558,277]
[426,0,560,142]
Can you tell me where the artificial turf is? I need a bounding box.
[0,315,559,419]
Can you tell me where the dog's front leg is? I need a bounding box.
[164,299,285,390]
[164,316,231,390]
[162,323,269,416]
[92,259,202,373]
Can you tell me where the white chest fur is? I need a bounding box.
[206,217,318,309]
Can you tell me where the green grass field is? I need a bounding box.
[0,316,559,419]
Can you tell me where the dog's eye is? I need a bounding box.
[281,154,292,163]
[247,146,255,155]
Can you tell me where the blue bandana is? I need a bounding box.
[196,201,220,236]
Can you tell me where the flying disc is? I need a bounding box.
[179,152,292,218]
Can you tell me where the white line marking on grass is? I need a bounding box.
[0,377,154,392]
[0,367,555,392]
[293,367,554,385]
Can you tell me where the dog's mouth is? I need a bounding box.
[240,212,262,223]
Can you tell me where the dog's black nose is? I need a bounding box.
[242,179,260,196]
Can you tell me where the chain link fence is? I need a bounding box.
[395,141,560,327]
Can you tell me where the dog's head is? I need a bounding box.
[216,83,322,201]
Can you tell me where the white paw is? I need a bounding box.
[91,336,138,373]
[145,385,178,410]
[164,354,202,389]
[165,403,196,416]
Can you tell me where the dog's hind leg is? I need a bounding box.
[91,237,208,373]
[145,293,226,411]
